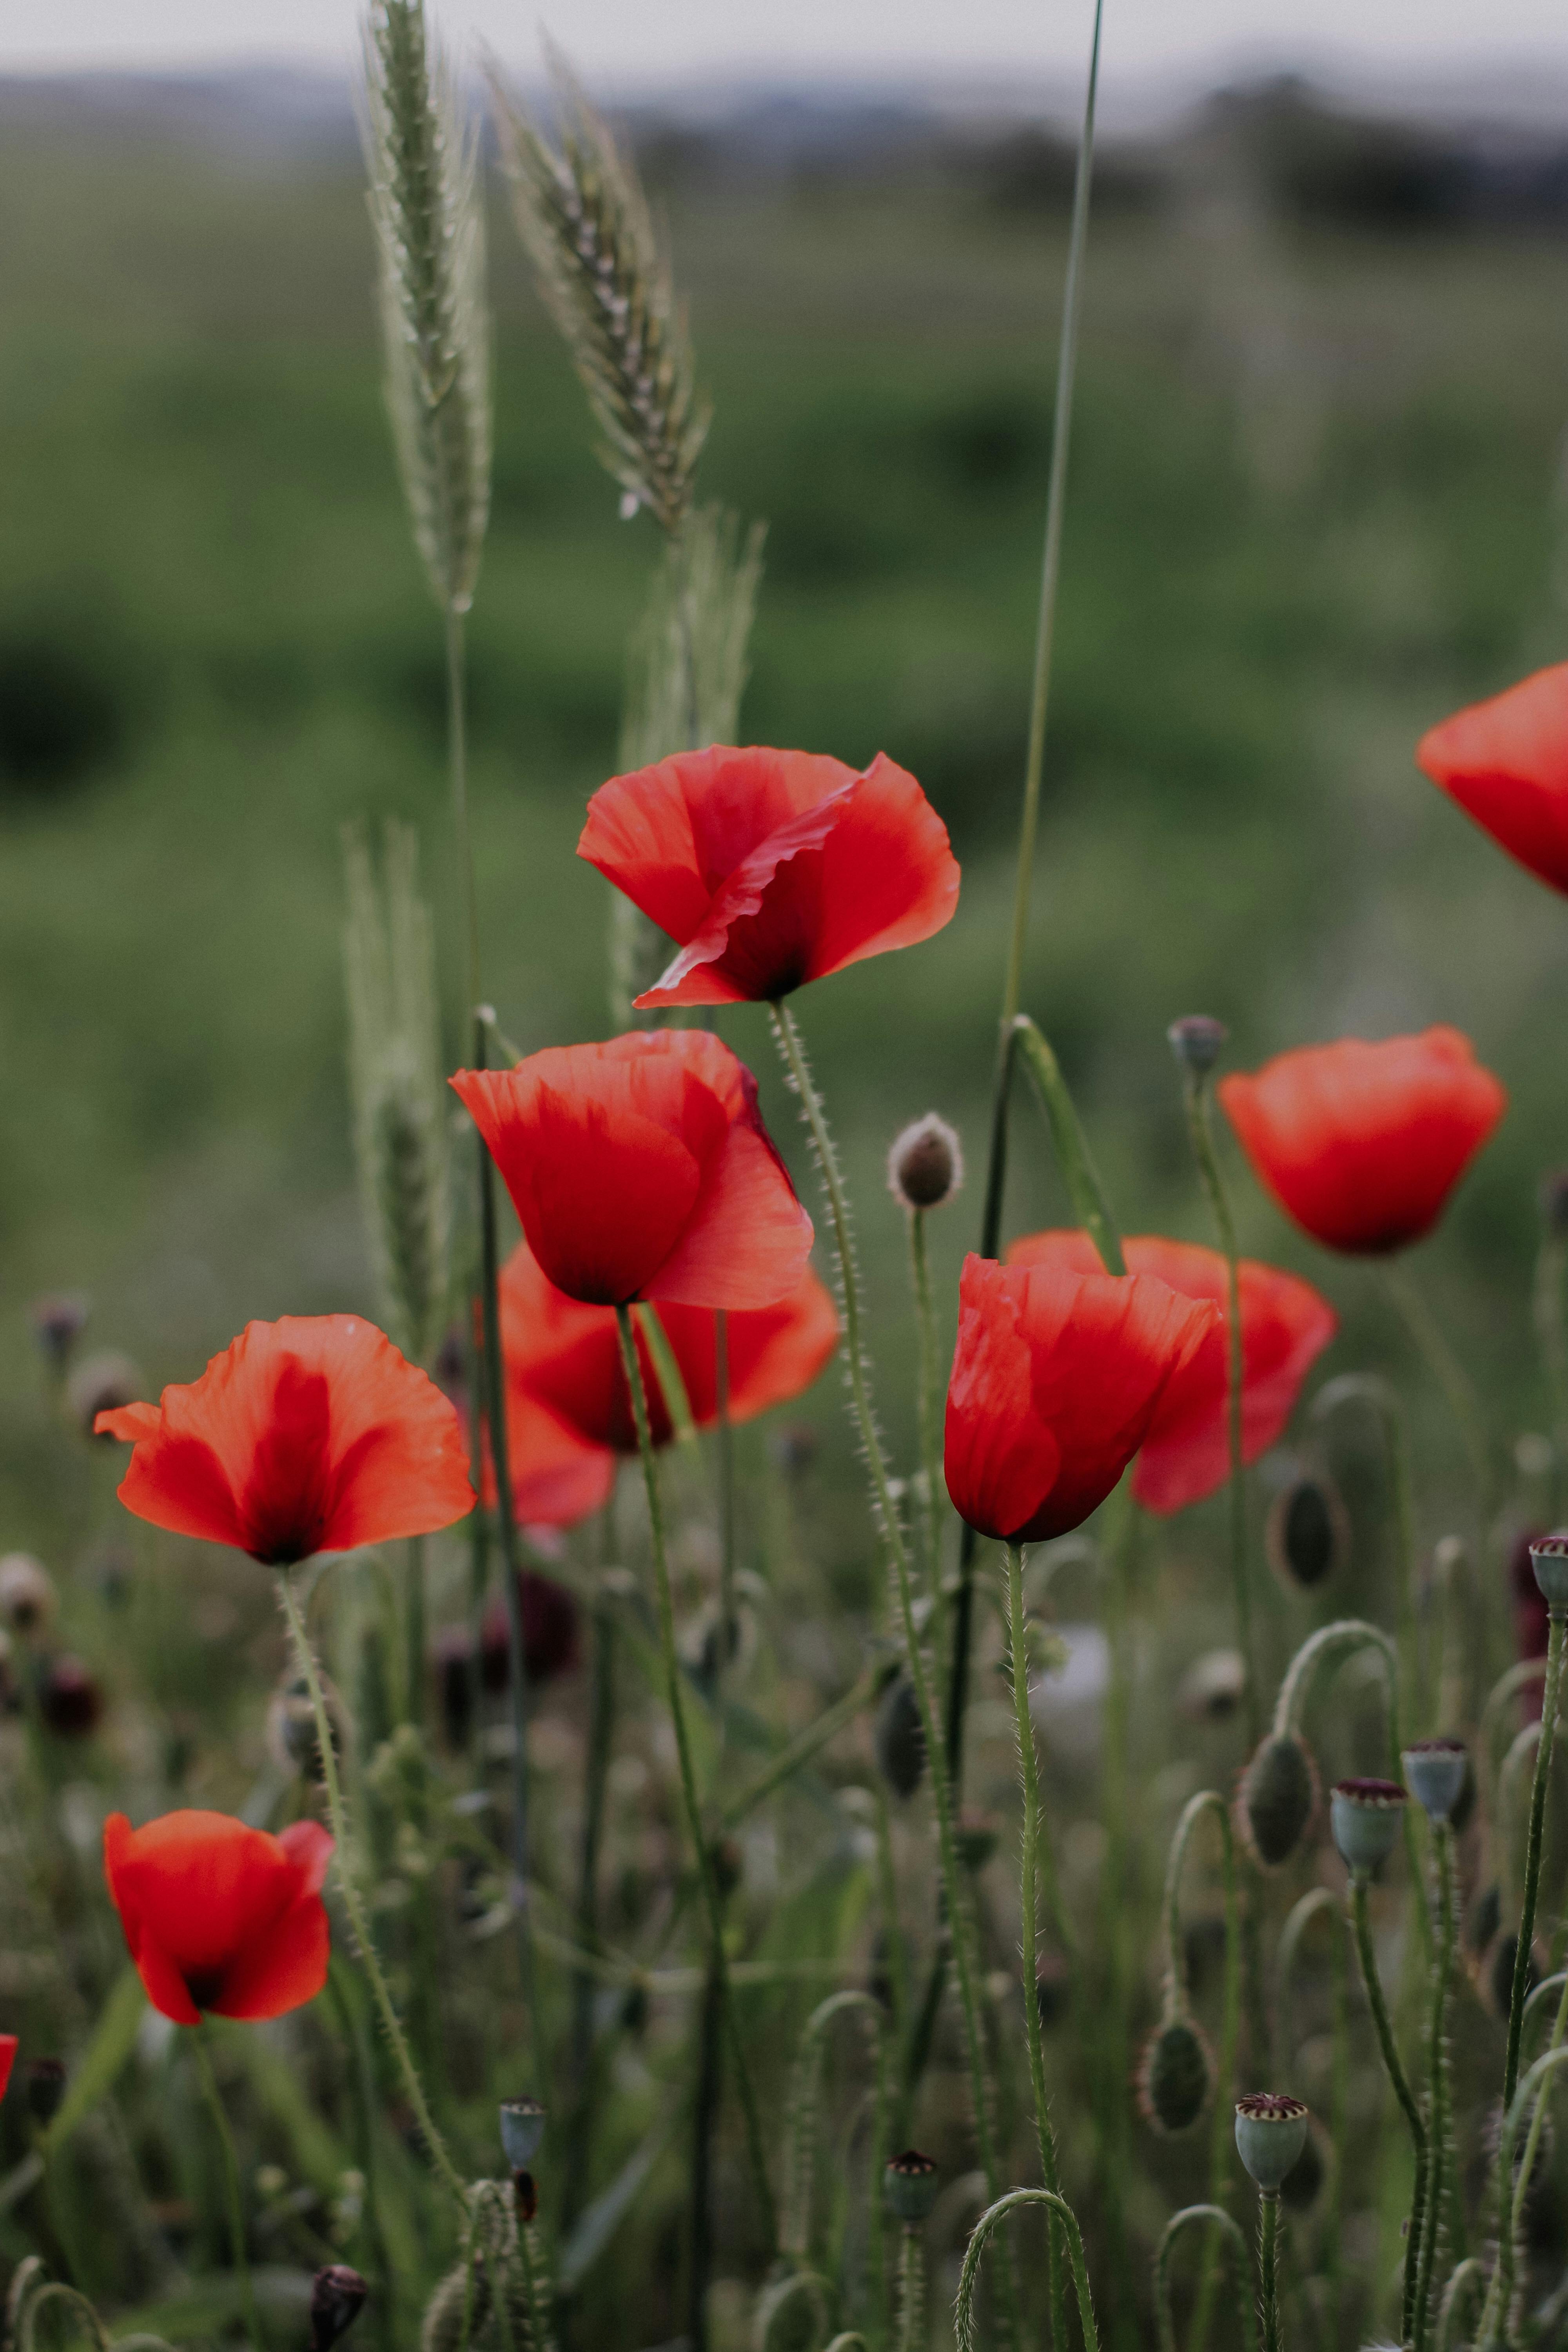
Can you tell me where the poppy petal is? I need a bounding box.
[0,2037,16,2102]
[278,1818,335,1897]
[102,1808,330,2025]
[95,1402,159,1442]
[1417,663,1568,894]
[211,1894,331,2022]
[944,1260,1062,1541]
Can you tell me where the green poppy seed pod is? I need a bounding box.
[1137,2015,1214,2134]
[883,2149,940,2224]
[1234,2094,1310,2192]
[1330,1778,1407,1878]
[0,1554,56,1641]
[874,1674,926,1798]
[1237,1732,1319,1869]
[887,1113,964,1210]
[954,1810,1000,1872]
[1278,2119,1327,2214]
[25,2059,66,2127]
[499,2098,544,2171]
[1402,1738,1468,1825]
[1167,1015,1229,1077]
[310,2267,369,2352]
[1530,1534,1568,1615]
[1266,1473,1348,1592]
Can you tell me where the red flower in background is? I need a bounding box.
[944,1253,1219,1543]
[1007,1233,1337,1516]
[95,1318,474,1565]
[1218,1029,1506,1256]
[1417,663,1568,894]
[577,745,960,1009]
[104,1809,333,2025]
[0,2036,15,2102]
[452,1031,812,1312]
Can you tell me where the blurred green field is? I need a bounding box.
[2,100,1568,1546]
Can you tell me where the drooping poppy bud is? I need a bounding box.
[1006,1233,1335,1517]
[1138,2016,1214,2135]
[309,2266,369,2352]
[887,1114,964,1210]
[1266,1471,1348,1592]
[1218,1030,1506,1256]
[1237,1733,1319,1869]
[577,745,960,1009]
[104,1808,334,2024]
[1417,662,1568,895]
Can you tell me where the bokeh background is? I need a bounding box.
[3,42,1568,1548]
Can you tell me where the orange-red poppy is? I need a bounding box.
[1417,662,1568,894]
[577,745,960,1008]
[0,2036,14,2102]
[104,1809,334,2025]
[1007,1232,1336,1516]
[96,1317,474,1566]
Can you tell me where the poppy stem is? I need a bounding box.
[191,2019,263,2352]
[1002,1541,1069,2352]
[1163,1795,1243,2352]
[445,602,482,1026]
[715,1309,736,1737]
[612,1303,779,2257]
[1503,1610,1565,2114]
[768,1000,1021,2352]
[274,1571,468,2217]
[1255,2191,1282,2352]
[907,1209,945,1597]
[1418,1821,1459,2346]
[1348,1872,1428,2349]
[1380,1260,1495,1515]
[564,1521,618,2232]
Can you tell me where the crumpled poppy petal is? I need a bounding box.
[1418,662,1568,894]
[212,1893,331,2022]
[944,1259,1062,1541]
[278,1818,334,1897]
[95,1402,159,1442]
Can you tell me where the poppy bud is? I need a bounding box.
[1178,1648,1247,1724]
[29,1295,88,1376]
[1529,1534,1568,1615]
[1279,2118,1327,2213]
[1234,2094,1310,2192]
[1266,1474,1348,1592]
[883,2149,940,2224]
[1402,1738,1468,1825]
[25,2058,66,2126]
[1237,1732,1319,1869]
[499,2098,545,2171]
[1540,1170,1568,1241]
[67,1351,143,1441]
[0,1554,56,1640]
[36,1655,102,1739]
[887,1114,964,1210]
[310,2265,369,2352]
[1167,1016,1229,1077]
[1138,2016,1214,2135]
[1329,1778,1406,1879]
[874,1674,926,1798]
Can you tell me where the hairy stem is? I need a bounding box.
[1155,2206,1258,2352]
[1256,2193,1280,2352]
[1503,1612,1564,2113]
[1418,1822,1458,2345]
[192,2021,262,2352]
[895,2228,924,2352]
[1350,1875,1428,2349]
[955,2188,1099,2352]
[908,1208,945,1597]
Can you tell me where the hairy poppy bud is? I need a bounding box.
[68,1351,143,1441]
[874,1674,925,1798]
[0,1555,56,1640]
[29,1295,88,1376]
[1266,1474,1348,1591]
[1403,1738,1468,1825]
[25,2058,66,2126]
[887,1114,964,1210]
[1237,1733,1318,1869]
[310,2265,369,2352]
[37,1656,102,1739]
[1167,1015,1229,1077]
[499,2098,545,2171]
[1234,2094,1310,2192]
[1330,1778,1406,1878]
[883,2149,939,2224]
[1138,2016,1214,2134]
[1529,1534,1568,1615]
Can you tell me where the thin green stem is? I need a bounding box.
[1350,1875,1427,2348]
[192,2021,262,2352]
[719,1666,885,1831]
[715,1310,735,1740]
[1476,2046,1568,2350]
[274,1569,467,2215]
[613,1304,778,2250]
[1504,1612,1564,2112]
[565,1559,617,2230]
[445,603,481,1023]
[1163,1796,1242,2352]
[1417,1823,1458,2346]
[1098,1491,1137,2339]
[768,1000,1017,2350]
[873,1780,910,2093]
[326,1960,398,2352]
[955,2188,1099,2352]
[1004,1540,1068,2352]
[895,2228,925,2352]
[404,1534,426,1728]
[1256,2194,1280,2352]
[1155,2207,1258,2352]
[908,1209,944,1597]
[1181,1071,1255,1748]
[1381,1261,1494,1514]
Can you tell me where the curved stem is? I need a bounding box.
[1313,1375,1422,1730]
[1476,2045,1568,2349]
[1436,2259,1486,2352]
[1503,1612,1565,2113]
[275,1570,467,2214]
[613,1305,777,2250]
[1181,1070,1255,1750]
[909,1209,944,1597]
[192,2021,263,2352]
[1004,1540,1068,2352]
[1256,2194,1280,2352]
[1154,2206,1258,2352]
[768,1000,1016,2343]
[955,2188,1099,2352]
[1350,1875,1428,2349]
[1418,1822,1458,2344]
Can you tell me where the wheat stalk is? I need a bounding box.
[363,0,491,613]
[490,44,708,533]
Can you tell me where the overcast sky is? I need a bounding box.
[4,0,1566,112]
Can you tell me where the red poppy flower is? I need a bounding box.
[103,1809,334,2025]
[576,745,960,1008]
[452,1030,812,1311]
[1417,663,1568,894]
[1006,1232,1337,1516]
[944,1253,1219,1543]
[95,1318,474,1566]
[1218,1029,1506,1256]
[0,2036,15,2102]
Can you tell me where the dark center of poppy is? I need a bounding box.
[185,1967,225,2011]
[239,1361,339,1565]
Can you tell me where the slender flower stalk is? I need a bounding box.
[1474,2045,1568,2351]
[612,1304,778,2250]
[955,2187,1100,2352]
[1160,1793,1242,2350]
[768,1000,1018,2347]
[1154,2207,1258,2352]
[1257,2194,1282,2352]
[1503,1606,1564,2110]
[907,1209,944,1593]
[1417,1819,1459,2340]
[893,2228,924,2352]
[1348,1875,1428,2348]
[191,2022,262,2352]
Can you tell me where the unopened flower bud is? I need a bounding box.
[0,1555,56,1639]
[1167,1016,1229,1078]
[1330,1778,1406,1878]
[1402,1738,1468,1825]
[69,1351,143,1440]
[1266,1474,1348,1592]
[1237,1732,1318,1869]
[874,1674,926,1798]
[883,2149,939,2223]
[1234,2094,1310,2192]
[309,2265,368,2352]
[499,2097,544,2171]
[887,1114,964,1210]
[36,1655,102,1739]
[28,1295,88,1375]
[1138,2016,1214,2134]
[25,2058,66,2126]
